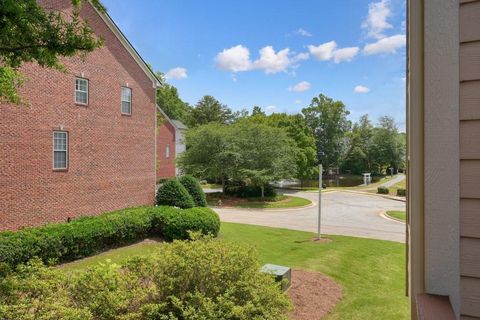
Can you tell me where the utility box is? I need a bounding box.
[261,264,291,291]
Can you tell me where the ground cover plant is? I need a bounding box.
[0,237,291,320]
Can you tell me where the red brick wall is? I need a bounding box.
[0,0,156,231]
[156,120,176,180]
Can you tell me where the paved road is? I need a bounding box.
[213,190,406,243]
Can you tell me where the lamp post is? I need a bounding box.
[317,164,322,239]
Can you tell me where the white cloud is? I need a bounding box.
[253,46,291,74]
[332,47,359,63]
[354,85,370,93]
[266,105,277,113]
[309,41,359,63]
[363,34,406,55]
[308,41,337,61]
[165,67,188,80]
[215,45,252,72]
[295,99,302,104]
[362,0,392,39]
[288,81,311,92]
[215,45,308,74]
[295,28,312,37]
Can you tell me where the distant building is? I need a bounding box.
[156,106,187,180]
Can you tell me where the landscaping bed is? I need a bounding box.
[206,192,312,209]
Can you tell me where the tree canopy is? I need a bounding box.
[1,0,105,104]
[155,72,191,123]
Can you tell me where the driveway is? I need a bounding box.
[212,190,406,243]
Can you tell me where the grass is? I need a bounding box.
[386,211,406,222]
[61,223,409,320]
[388,179,406,196]
[200,183,222,189]
[206,193,312,209]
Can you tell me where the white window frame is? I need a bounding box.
[53,131,68,170]
[75,77,89,105]
[121,86,132,115]
[166,144,170,158]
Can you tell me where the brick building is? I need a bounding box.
[0,0,160,231]
[156,106,187,180]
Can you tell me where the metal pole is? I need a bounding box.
[318,164,322,239]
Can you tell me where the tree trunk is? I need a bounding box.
[221,176,226,194]
[261,185,265,200]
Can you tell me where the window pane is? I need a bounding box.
[53,132,68,169]
[122,101,131,114]
[75,78,88,104]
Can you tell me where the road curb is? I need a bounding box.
[336,189,406,202]
[209,200,316,212]
[380,211,406,224]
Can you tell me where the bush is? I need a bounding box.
[152,206,220,241]
[224,185,276,198]
[396,188,406,197]
[179,175,207,207]
[377,186,389,194]
[0,238,292,320]
[0,207,220,268]
[156,179,195,209]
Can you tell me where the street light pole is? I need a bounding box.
[318,164,322,239]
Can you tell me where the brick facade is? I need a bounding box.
[156,118,177,180]
[0,0,157,230]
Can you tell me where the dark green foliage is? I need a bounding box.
[224,185,276,198]
[377,186,389,194]
[0,238,291,320]
[152,206,220,241]
[179,175,207,207]
[156,179,195,209]
[396,188,406,197]
[0,206,220,268]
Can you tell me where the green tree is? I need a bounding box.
[231,122,297,199]
[302,94,351,170]
[0,0,105,104]
[342,114,374,174]
[251,106,266,116]
[155,72,191,123]
[177,123,241,192]
[188,95,234,127]
[242,113,317,180]
[370,116,405,173]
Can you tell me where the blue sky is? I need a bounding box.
[102,0,406,129]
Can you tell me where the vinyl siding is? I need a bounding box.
[460,1,480,317]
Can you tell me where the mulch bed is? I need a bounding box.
[288,269,343,320]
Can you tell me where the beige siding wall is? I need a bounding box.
[460,0,480,318]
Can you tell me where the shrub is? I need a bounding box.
[396,188,406,197]
[156,179,195,209]
[224,185,276,198]
[377,186,389,194]
[0,239,292,320]
[0,206,220,268]
[179,175,207,207]
[152,206,220,241]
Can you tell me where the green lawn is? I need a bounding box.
[206,194,312,209]
[386,211,406,222]
[61,223,409,320]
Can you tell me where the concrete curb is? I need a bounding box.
[380,211,406,224]
[209,199,316,212]
[336,189,406,203]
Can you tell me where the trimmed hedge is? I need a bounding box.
[377,186,389,194]
[179,175,207,207]
[153,206,220,241]
[156,179,195,209]
[396,188,406,197]
[225,185,276,198]
[0,206,220,268]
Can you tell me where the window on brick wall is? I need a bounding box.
[53,131,68,170]
[75,78,88,105]
[166,144,170,158]
[121,87,132,115]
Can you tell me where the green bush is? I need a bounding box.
[224,185,276,198]
[0,238,291,320]
[179,175,207,207]
[0,207,220,268]
[152,206,220,241]
[377,186,389,194]
[156,179,195,209]
[396,188,406,197]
